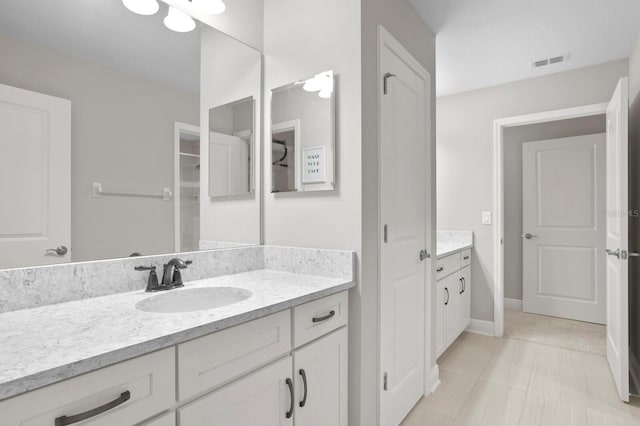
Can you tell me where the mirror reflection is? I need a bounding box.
[209,97,254,198]
[0,0,261,269]
[271,71,336,193]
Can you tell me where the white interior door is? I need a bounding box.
[0,84,71,268]
[605,77,629,402]
[522,134,606,324]
[379,28,430,426]
[209,131,248,197]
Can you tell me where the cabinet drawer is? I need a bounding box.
[177,310,291,401]
[0,348,175,426]
[436,253,461,279]
[293,291,348,347]
[460,249,471,267]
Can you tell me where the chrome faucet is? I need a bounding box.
[161,258,192,288]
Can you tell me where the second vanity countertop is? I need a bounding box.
[437,230,473,259]
[0,269,354,401]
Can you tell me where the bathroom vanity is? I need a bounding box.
[0,246,354,426]
[435,231,473,358]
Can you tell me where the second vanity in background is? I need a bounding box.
[435,231,473,358]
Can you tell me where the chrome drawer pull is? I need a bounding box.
[437,266,444,272]
[312,310,336,323]
[54,391,130,426]
[463,255,470,260]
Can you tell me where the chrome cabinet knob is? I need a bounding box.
[46,246,68,256]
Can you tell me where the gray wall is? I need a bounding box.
[361,1,436,425]
[628,32,640,391]
[503,116,606,301]
[0,32,199,261]
[437,59,629,321]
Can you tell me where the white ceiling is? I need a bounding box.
[409,0,640,96]
[0,0,201,93]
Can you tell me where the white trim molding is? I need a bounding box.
[428,364,440,394]
[466,319,495,336]
[492,102,608,337]
[504,298,523,311]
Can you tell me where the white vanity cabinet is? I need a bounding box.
[436,249,471,358]
[0,291,349,426]
[177,290,349,426]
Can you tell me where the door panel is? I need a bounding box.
[522,134,606,324]
[294,328,348,426]
[379,29,430,426]
[0,84,71,268]
[605,77,629,402]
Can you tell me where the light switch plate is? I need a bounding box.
[482,211,492,225]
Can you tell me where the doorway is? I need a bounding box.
[174,122,201,253]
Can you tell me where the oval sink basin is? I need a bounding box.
[136,287,252,314]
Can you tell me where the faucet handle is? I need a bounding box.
[134,265,155,271]
[135,266,161,292]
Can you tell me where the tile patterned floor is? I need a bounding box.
[401,332,640,426]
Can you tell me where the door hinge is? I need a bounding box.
[383,72,397,95]
[383,372,388,391]
[384,225,388,243]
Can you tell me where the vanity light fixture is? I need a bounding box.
[122,0,160,15]
[164,6,197,32]
[192,0,226,15]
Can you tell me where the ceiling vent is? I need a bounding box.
[532,53,570,68]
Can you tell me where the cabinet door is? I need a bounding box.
[294,327,348,426]
[445,274,460,346]
[436,279,447,358]
[178,357,294,426]
[459,266,471,332]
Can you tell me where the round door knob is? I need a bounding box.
[522,233,538,240]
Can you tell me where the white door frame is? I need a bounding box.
[377,24,433,423]
[174,122,201,252]
[492,102,608,336]
[271,119,301,191]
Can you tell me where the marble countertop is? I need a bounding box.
[0,269,354,401]
[437,230,473,259]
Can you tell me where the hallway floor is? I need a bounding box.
[401,331,640,425]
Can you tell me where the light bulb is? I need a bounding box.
[164,6,196,33]
[122,0,159,15]
[193,0,226,15]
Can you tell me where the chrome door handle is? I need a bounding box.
[46,246,68,256]
[522,233,538,240]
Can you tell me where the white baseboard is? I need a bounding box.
[466,319,495,336]
[504,298,523,311]
[428,364,440,394]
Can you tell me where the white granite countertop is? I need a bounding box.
[0,269,354,401]
[437,230,473,259]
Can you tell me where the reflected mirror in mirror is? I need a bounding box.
[0,0,261,269]
[271,71,335,193]
[209,97,254,197]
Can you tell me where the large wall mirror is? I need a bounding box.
[0,0,262,269]
[271,71,336,193]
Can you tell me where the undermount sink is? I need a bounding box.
[135,287,252,313]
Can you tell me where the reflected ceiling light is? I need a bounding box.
[303,71,334,98]
[164,6,196,32]
[193,0,226,15]
[122,0,159,15]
